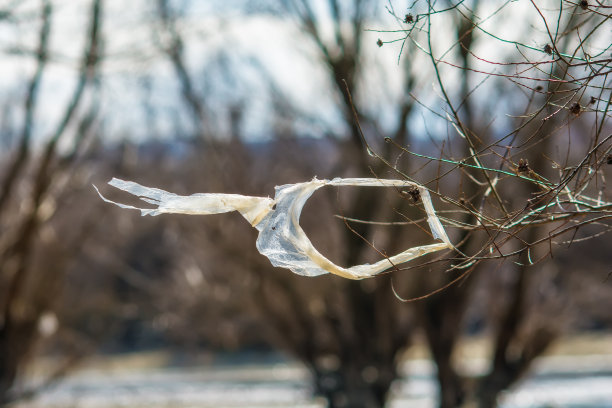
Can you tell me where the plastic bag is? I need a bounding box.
[96,177,453,279]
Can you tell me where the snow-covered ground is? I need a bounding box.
[15,354,612,408]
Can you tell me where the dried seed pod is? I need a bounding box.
[569,102,581,115]
[544,44,553,55]
[517,159,530,175]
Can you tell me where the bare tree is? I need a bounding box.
[377,1,611,407]
[0,0,103,403]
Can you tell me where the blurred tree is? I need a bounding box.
[0,0,103,403]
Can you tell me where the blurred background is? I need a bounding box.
[0,0,611,407]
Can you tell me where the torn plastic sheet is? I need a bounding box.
[96,177,453,280]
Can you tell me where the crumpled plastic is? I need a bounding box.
[96,177,453,280]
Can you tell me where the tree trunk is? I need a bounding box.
[313,359,396,408]
[0,317,38,404]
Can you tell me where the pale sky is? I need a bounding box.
[0,0,607,147]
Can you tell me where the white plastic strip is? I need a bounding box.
[97,177,453,280]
